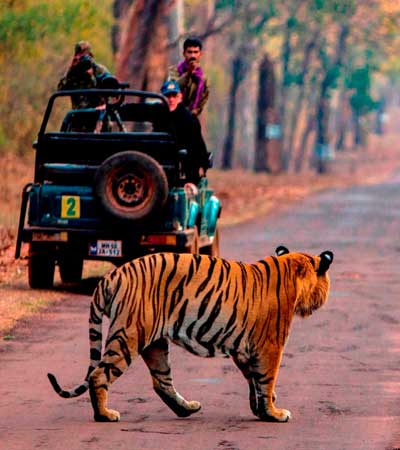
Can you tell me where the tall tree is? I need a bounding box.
[277,0,305,170]
[254,54,280,172]
[112,0,133,55]
[314,22,349,173]
[285,29,320,172]
[221,51,248,169]
[115,0,174,91]
[221,1,275,169]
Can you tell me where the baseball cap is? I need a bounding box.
[161,80,181,96]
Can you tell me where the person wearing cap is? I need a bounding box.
[57,41,110,109]
[168,37,210,117]
[160,79,209,184]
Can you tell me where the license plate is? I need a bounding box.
[89,240,122,257]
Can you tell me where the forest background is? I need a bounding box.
[1,0,399,165]
[0,0,399,231]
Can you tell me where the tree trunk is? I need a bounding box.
[115,0,174,91]
[221,54,247,169]
[278,18,293,170]
[285,31,319,171]
[294,79,319,172]
[112,0,134,55]
[167,0,184,65]
[295,112,315,172]
[335,82,351,151]
[254,54,281,173]
[314,24,349,173]
[352,111,364,147]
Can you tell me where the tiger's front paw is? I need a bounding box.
[259,407,291,422]
[176,400,202,417]
[94,408,121,422]
[187,400,201,413]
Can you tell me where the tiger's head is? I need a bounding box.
[276,245,334,317]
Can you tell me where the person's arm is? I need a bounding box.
[57,74,69,91]
[191,77,210,116]
[191,116,209,172]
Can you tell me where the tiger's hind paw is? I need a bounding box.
[94,408,121,422]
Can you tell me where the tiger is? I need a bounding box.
[48,245,333,423]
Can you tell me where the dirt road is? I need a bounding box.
[1,173,400,450]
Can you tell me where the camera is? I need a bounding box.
[73,54,93,74]
[96,73,120,89]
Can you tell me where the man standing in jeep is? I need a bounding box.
[160,80,209,184]
[58,41,110,109]
[169,37,210,117]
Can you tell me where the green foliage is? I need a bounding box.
[215,0,239,11]
[349,66,378,115]
[0,0,398,165]
[0,0,113,155]
[311,0,356,17]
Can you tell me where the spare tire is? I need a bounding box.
[95,151,168,221]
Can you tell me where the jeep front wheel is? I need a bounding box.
[95,151,169,222]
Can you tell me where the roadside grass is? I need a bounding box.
[0,256,114,339]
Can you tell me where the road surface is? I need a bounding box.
[1,174,400,450]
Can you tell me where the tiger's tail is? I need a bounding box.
[47,280,107,398]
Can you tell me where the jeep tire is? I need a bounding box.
[59,253,83,284]
[28,243,55,289]
[95,151,169,222]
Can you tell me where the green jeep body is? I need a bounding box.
[15,89,221,288]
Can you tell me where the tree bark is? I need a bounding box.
[314,23,349,173]
[285,31,319,172]
[115,0,174,91]
[278,17,293,170]
[167,0,184,65]
[335,80,351,151]
[221,54,247,169]
[254,54,280,173]
[112,0,134,55]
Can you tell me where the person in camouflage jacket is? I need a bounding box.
[58,41,109,109]
[168,37,210,117]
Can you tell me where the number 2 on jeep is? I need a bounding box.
[61,196,80,218]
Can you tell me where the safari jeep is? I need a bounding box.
[15,88,221,289]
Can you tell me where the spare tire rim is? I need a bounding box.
[115,174,146,205]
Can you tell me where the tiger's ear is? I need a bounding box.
[317,251,334,275]
[276,245,290,256]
